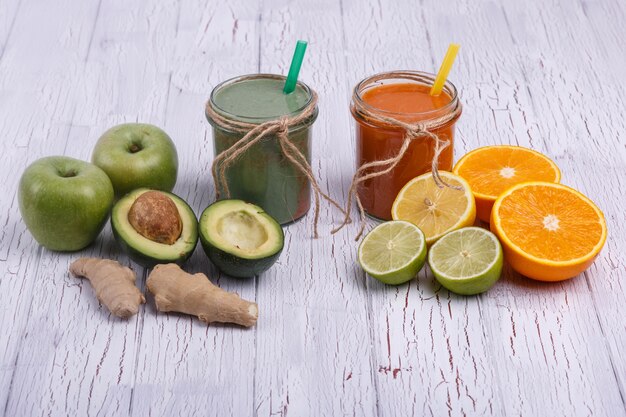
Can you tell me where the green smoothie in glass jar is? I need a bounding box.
[206,74,318,225]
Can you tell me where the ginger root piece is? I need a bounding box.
[146,263,258,327]
[70,257,146,318]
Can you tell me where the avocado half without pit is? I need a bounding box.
[111,188,198,267]
[199,200,284,278]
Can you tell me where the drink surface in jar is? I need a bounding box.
[213,78,310,121]
[210,76,314,224]
[356,82,455,220]
[361,83,451,116]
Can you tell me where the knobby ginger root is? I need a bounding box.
[70,257,145,318]
[146,264,258,327]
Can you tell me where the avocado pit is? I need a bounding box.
[128,190,182,245]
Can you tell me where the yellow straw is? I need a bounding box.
[430,43,460,96]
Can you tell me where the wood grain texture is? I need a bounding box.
[341,2,504,416]
[419,1,626,415]
[2,0,168,415]
[0,0,624,416]
[518,0,626,404]
[254,1,376,416]
[0,0,106,414]
[130,2,260,416]
[571,1,626,399]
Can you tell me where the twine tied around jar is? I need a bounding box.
[205,88,344,238]
[332,99,463,240]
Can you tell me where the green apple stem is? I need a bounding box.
[60,169,77,178]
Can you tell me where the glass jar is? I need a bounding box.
[351,70,461,220]
[206,74,318,225]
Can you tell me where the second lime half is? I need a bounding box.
[427,227,503,295]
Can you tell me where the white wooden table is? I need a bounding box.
[1,0,625,416]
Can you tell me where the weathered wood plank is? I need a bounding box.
[0,0,20,57]
[340,1,504,416]
[574,0,626,399]
[128,1,261,416]
[2,0,178,415]
[0,0,105,413]
[418,0,626,415]
[0,0,625,416]
[572,0,626,394]
[252,0,377,415]
[499,0,626,408]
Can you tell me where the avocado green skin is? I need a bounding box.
[199,200,284,278]
[110,190,198,268]
[110,225,195,268]
[199,234,282,278]
[92,123,178,198]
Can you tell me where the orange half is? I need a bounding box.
[453,145,561,222]
[490,182,607,281]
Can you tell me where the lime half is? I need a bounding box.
[428,227,503,295]
[358,221,427,285]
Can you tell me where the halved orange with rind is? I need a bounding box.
[454,146,561,222]
[490,181,606,281]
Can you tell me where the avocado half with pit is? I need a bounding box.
[111,188,198,267]
[199,200,284,278]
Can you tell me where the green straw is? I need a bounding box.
[283,40,308,94]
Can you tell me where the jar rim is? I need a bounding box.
[209,73,315,123]
[352,70,459,118]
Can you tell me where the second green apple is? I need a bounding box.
[92,123,178,197]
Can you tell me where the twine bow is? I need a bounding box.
[206,84,344,238]
[332,99,463,240]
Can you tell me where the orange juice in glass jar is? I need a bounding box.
[351,71,462,220]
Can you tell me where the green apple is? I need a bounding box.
[91,123,178,197]
[18,156,114,251]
